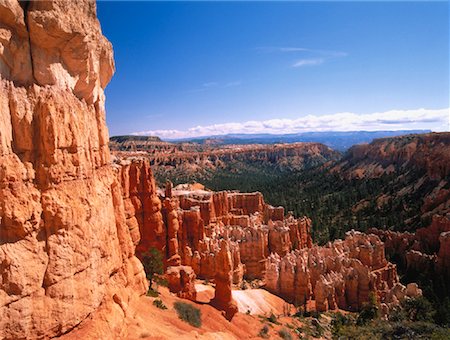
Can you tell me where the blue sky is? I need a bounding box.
[97,1,449,138]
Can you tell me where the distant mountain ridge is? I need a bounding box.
[166,130,432,151]
[110,135,162,143]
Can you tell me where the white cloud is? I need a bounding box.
[257,46,345,55]
[257,46,348,67]
[131,108,449,139]
[292,58,325,67]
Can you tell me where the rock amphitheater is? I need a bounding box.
[0,0,444,339]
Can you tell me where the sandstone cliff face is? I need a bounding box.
[111,140,341,185]
[334,133,450,181]
[329,133,450,231]
[264,231,418,312]
[0,1,147,338]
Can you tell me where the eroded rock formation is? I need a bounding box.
[114,169,314,318]
[210,240,238,320]
[370,215,450,278]
[265,231,418,312]
[0,1,147,338]
[111,137,342,185]
[166,265,197,301]
[127,181,312,284]
[332,133,450,181]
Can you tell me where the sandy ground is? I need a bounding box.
[59,284,308,340]
[232,289,293,315]
[195,282,293,315]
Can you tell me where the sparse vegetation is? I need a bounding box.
[357,292,379,325]
[154,276,169,287]
[258,324,269,338]
[310,318,325,338]
[400,296,435,322]
[146,288,158,297]
[278,327,292,340]
[174,302,202,328]
[141,247,164,286]
[267,312,279,324]
[152,299,167,310]
[331,303,450,340]
[332,318,450,340]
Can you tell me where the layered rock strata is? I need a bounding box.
[114,165,315,285]
[265,231,418,312]
[332,133,450,180]
[0,1,147,338]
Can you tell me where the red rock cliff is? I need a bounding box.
[0,1,147,338]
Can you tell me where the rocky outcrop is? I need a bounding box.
[265,231,414,312]
[166,265,197,301]
[111,140,340,168]
[118,158,165,257]
[0,1,147,339]
[156,185,313,284]
[210,240,238,320]
[437,231,450,276]
[114,170,314,314]
[370,215,450,278]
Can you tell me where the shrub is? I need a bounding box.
[278,328,292,340]
[332,312,355,335]
[311,318,325,338]
[330,318,449,340]
[174,302,202,328]
[258,324,269,338]
[154,276,169,287]
[141,247,164,286]
[153,299,167,310]
[267,313,279,324]
[357,292,379,325]
[146,288,158,297]
[401,296,435,322]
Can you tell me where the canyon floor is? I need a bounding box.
[59,283,323,340]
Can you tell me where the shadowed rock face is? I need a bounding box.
[0,1,147,338]
[370,215,450,279]
[333,133,450,181]
[264,231,420,312]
